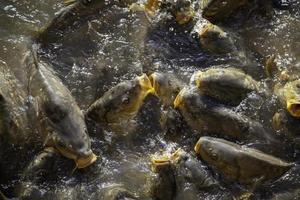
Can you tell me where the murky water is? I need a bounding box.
[0,0,300,199]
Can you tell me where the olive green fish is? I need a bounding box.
[194,136,293,185]
[174,87,274,142]
[190,67,259,105]
[86,74,155,125]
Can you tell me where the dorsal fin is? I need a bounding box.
[0,190,8,200]
[64,0,77,6]
[31,45,40,70]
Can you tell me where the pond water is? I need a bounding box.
[0,0,300,199]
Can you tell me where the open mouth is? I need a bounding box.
[199,25,211,38]
[149,73,161,96]
[151,149,183,172]
[76,152,98,169]
[54,142,97,169]
[194,139,202,154]
[287,102,300,118]
[173,90,184,109]
[138,74,156,96]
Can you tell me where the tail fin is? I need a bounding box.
[265,55,278,78]
[22,43,40,96]
[0,190,8,200]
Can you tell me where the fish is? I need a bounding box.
[24,46,96,168]
[194,136,293,185]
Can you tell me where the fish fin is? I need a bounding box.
[43,132,56,147]
[22,45,39,95]
[71,164,78,174]
[234,191,253,200]
[64,0,77,6]
[250,176,265,193]
[226,67,245,73]
[27,96,40,117]
[264,55,277,78]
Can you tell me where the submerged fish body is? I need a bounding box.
[37,0,110,43]
[195,23,239,55]
[0,60,44,198]
[86,74,155,125]
[270,189,300,200]
[101,184,139,200]
[0,61,34,144]
[191,67,259,105]
[200,0,248,23]
[150,149,232,200]
[37,0,137,43]
[24,48,96,168]
[272,110,300,148]
[194,137,293,185]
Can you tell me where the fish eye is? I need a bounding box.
[82,0,92,5]
[207,147,218,161]
[211,152,218,161]
[44,103,67,123]
[56,139,67,149]
[122,96,130,104]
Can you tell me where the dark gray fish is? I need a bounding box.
[150,149,233,200]
[37,0,107,42]
[36,0,133,43]
[24,46,96,168]
[200,0,248,23]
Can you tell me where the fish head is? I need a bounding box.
[149,72,182,107]
[194,137,238,171]
[283,80,300,117]
[44,101,96,168]
[104,74,155,123]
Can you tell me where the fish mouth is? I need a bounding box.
[194,72,203,88]
[76,152,97,169]
[54,142,97,169]
[149,73,160,96]
[199,24,216,39]
[138,74,156,96]
[199,25,210,38]
[151,149,183,173]
[103,74,156,124]
[194,137,210,155]
[151,155,171,173]
[287,101,300,117]
[173,90,184,109]
[194,138,202,154]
